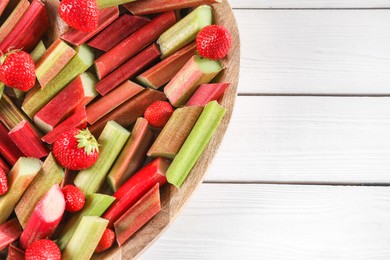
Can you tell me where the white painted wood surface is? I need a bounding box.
[141,1,390,259]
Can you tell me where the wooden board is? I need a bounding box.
[236,9,390,94]
[206,96,390,183]
[141,184,390,260]
[95,1,240,259]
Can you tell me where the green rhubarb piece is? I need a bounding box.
[157,5,212,58]
[15,153,64,228]
[166,101,226,187]
[30,40,46,62]
[56,193,115,250]
[63,216,108,260]
[74,121,130,194]
[0,157,42,224]
[96,0,136,9]
[22,44,94,117]
[0,94,31,130]
[0,83,4,99]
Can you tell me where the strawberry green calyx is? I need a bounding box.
[75,128,99,155]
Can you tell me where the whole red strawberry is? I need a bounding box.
[0,168,8,195]
[53,128,99,170]
[0,50,35,91]
[95,228,115,253]
[25,239,61,260]
[196,25,232,60]
[59,0,98,32]
[144,101,174,128]
[62,185,85,212]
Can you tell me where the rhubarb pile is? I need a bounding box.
[0,0,233,258]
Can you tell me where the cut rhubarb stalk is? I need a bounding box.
[35,39,77,88]
[158,5,212,58]
[30,40,46,62]
[0,0,49,53]
[4,88,25,104]
[103,158,169,227]
[107,117,154,191]
[0,156,9,173]
[164,55,223,107]
[62,216,108,260]
[0,219,22,251]
[6,244,24,260]
[9,120,49,158]
[60,7,119,47]
[34,72,98,133]
[0,0,10,16]
[0,94,31,130]
[22,44,94,117]
[41,106,87,144]
[96,0,135,9]
[74,121,130,194]
[125,0,221,15]
[95,11,176,79]
[0,157,42,224]
[186,83,230,106]
[15,153,64,228]
[115,183,160,246]
[0,0,29,43]
[148,106,203,159]
[86,81,144,125]
[88,14,149,52]
[19,185,65,249]
[166,101,226,187]
[89,88,166,137]
[96,43,161,96]
[57,193,115,250]
[137,42,197,89]
[0,123,24,165]
[0,83,4,99]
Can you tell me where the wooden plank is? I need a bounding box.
[205,96,390,183]
[141,184,390,260]
[235,10,390,94]
[229,0,390,9]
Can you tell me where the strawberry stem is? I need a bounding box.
[75,128,99,155]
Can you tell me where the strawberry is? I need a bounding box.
[62,185,85,212]
[59,0,98,32]
[95,228,115,253]
[144,101,174,128]
[0,168,8,195]
[53,128,99,170]
[25,239,61,260]
[0,50,36,91]
[196,25,232,60]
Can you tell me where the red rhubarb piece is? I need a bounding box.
[0,157,9,173]
[0,123,24,165]
[0,0,29,43]
[0,0,49,53]
[186,83,230,106]
[103,158,169,227]
[88,14,150,52]
[0,0,9,16]
[8,120,49,159]
[86,81,144,125]
[95,43,161,96]
[7,244,25,260]
[41,106,87,144]
[114,184,161,246]
[0,219,22,251]
[19,185,65,249]
[60,7,119,46]
[94,11,176,79]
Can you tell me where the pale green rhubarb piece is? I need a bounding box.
[22,44,94,117]
[56,193,115,250]
[96,0,136,9]
[166,101,226,187]
[0,94,31,130]
[62,216,108,260]
[74,121,130,194]
[0,157,42,224]
[15,153,64,228]
[157,5,212,58]
[0,83,4,99]
[30,40,46,62]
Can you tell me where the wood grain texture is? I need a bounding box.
[236,9,390,94]
[95,1,240,258]
[141,184,390,260]
[206,96,390,183]
[229,0,390,9]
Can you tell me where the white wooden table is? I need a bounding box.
[141,1,390,259]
